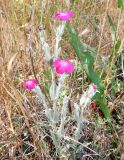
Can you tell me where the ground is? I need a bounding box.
[0,0,124,159]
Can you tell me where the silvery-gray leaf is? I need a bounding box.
[43,42,51,61]
[54,22,66,58]
[73,103,80,121]
[53,111,59,123]
[61,96,68,119]
[49,83,56,101]
[33,86,48,109]
[55,74,66,101]
[58,122,64,136]
[45,108,53,121]
[39,30,45,40]
[75,122,82,140]
[51,132,61,154]
[79,94,87,106]
[54,47,61,58]
[39,30,51,61]
[57,47,61,55]
[58,96,69,136]
[56,21,66,37]
[49,69,56,100]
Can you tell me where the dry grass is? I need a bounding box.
[0,0,124,159]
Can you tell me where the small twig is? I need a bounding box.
[63,136,99,155]
[28,3,37,81]
[94,0,110,67]
[28,3,51,107]
[83,153,99,159]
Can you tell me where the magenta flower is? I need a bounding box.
[23,79,37,90]
[53,11,73,21]
[53,59,74,74]
[92,84,97,91]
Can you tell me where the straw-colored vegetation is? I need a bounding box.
[0,0,124,159]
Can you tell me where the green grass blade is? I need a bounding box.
[118,0,123,9]
[66,23,111,120]
[107,15,117,42]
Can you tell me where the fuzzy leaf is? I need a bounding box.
[39,30,51,61]
[49,69,56,100]
[45,108,53,121]
[53,112,59,123]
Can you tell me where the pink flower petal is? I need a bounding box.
[53,11,73,21]
[56,66,65,74]
[23,79,37,90]
[65,62,74,74]
[53,59,74,74]
[92,84,97,91]
[53,59,61,67]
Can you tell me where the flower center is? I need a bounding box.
[61,61,68,67]
[60,13,67,16]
